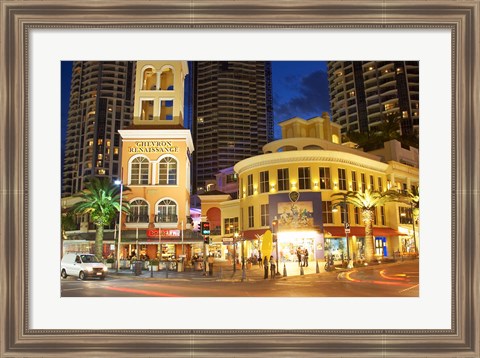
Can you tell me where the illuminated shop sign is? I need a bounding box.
[146,229,180,237]
[128,140,179,153]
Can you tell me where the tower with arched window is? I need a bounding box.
[118,61,197,261]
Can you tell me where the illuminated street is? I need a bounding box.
[61,259,418,297]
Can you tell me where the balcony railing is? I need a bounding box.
[154,214,178,224]
[126,214,150,223]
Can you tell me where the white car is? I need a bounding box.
[61,253,108,280]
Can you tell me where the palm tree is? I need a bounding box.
[390,187,420,254]
[69,177,130,259]
[332,189,397,263]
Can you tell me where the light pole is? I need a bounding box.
[233,232,238,273]
[272,216,279,275]
[114,179,123,273]
[411,202,418,256]
[333,194,353,269]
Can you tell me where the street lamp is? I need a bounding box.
[114,179,123,273]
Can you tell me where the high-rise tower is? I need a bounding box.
[327,61,419,137]
[192,61,273,193]
[62,61,136,197]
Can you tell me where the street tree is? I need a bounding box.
[69,177,130,259]
[332,189,397,263]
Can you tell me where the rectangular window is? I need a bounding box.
[378,177,383,192]
[322,201,333,224]
[261,204,269,226]
[226,173,237,184]
[247,174,254,196]
[361,173,366,192]
[373,208,378,225]
[380,206,386,225]
[141,99,154,121]
[398,206,412,224]
[319,167,331,189]
[298,167,311,190]
[370,175,375,190]
[248,206,254,228]
[224,217,239,235]
[259,171,269,193]
[351,171,357,191]
[354,207,361,225]
[277,168,289,191]
[338,168,347,190]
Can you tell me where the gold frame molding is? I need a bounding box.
[1,0,479,356]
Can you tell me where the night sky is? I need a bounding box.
[60,61,330,157]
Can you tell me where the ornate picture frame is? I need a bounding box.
[1,0,479,356]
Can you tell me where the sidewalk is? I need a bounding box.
[107,259,343,282]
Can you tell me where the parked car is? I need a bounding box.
[61,253,108,280]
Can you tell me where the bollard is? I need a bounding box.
[150,264,153,278]
[316,260,320,274]
[241,266,246,281]
[283,263,287,277]
[165,262,168,278]
[300,265,304,275]
[219,267,223,279]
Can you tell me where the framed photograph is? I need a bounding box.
[1,0,479,356]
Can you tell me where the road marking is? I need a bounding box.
[399,284,419,293]
[61,287,84,292]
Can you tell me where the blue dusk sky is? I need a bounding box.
[61,61,330,149]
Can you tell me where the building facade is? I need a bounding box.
[117,61,204,262]
[200,114,419,268]
[192,61,274,193]
[62,61,136,197]
[327,61,419,136]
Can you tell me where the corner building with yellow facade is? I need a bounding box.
[118,61,203,262]
[201,113,419,266]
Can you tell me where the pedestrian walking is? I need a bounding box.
[263,256,269,279]
[270,255,276,278]
[304,249,309,267]
[297,248,302,266]
[207,254,214,276]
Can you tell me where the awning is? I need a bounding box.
[323,226,402,237]
[242,229,268,240]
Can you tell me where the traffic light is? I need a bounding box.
[204,236,210,244]
[201,222,210,235]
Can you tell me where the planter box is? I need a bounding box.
[151,265,159,272]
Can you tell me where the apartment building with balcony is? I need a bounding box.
[62,61,136,197]
[327,61,419,137]
[191,61,274,194]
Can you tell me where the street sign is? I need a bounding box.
[222,238,233,245]
[344,222,350,234]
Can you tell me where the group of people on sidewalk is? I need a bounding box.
[263,255,277,279]
[296,247,309,267]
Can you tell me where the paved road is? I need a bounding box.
[61,260,419,297]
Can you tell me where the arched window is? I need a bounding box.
[156,199,177,223]
[127,199,149,223]
[130,156,150,185]
[142,67,156,90]
[158,156,177,185]
[160,67,174,90]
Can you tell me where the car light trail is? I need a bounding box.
[379,270,408,281]
[105,286,181,297]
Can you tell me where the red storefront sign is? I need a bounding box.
[146,229,181,238]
